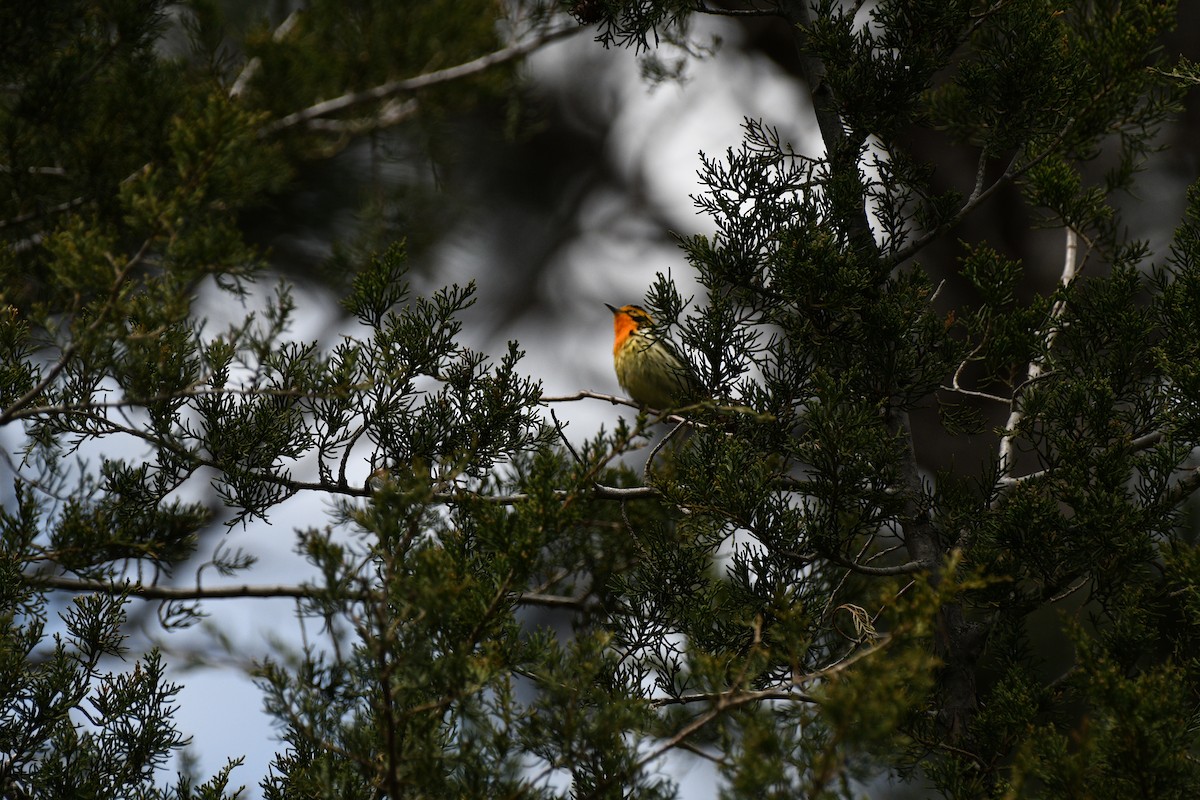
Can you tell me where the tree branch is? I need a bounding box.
[31,575,331,601]
[30,573,595,610]
[0,195,87,232]
[259,25,582,136]
[696,2,781,17]
[228,11,301,98]
[649,686,817,708]
[821,551,927,576]
[995,227,1079,490]
[541,389,643,408]
[886,116,1078,266]
[3,23,577,249]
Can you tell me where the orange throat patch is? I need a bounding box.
[612,312,639,354]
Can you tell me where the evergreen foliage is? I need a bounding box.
[2,0,1200,797]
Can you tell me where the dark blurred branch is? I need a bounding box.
[696,2,781,17]
[229,11,301,98]
[33,575,328,600]
[0,195,86,233]
[887,116,1078,267]
[4,21,578,251]
[260,25,583,136]
[1166,467,1200,507]
[31,574,593,609]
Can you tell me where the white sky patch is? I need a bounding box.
[861,133,903,252]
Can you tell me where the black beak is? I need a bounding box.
[605,303,618,314]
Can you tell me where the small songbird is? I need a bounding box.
[606,303,704,409]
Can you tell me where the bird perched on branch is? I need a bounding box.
[606,303,704,410]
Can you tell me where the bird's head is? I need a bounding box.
[606,303,654,353]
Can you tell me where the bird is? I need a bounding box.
[606,303,704,410]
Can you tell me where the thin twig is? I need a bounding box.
[821,551,927,576]
[945,327,1011,403]
[541,390,704,426]
[0,165,68,177]
[542,390,640,407]
[649,686,817,709]
[793,633,893,686]
[940,384,1011,404]
[644,419,687,484]
[550,408,583,466]
[820,534,876,623]
[1046,576,1089,604]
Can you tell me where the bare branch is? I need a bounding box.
[0,194,87,232]
[0,165,68,177]
[995,227,1079,490]
[229,11,301,98]
[540,390,711,427]
[259,25,582,136]
[1000,428,1165,490]
[793,633,893,685]
[887,117,1077,266]
[697,3,781,16]
[939,384,1011,404]
[945,325,1012,403]
[541,389,640,407]
[32,574,333,601]
[31,574,597,611]
[644,418,687,484]
[516,591,596,610]
[821,551,927,576]
[4,22,574,248]
[301,99,420,137]
[649,686,817,708]
[1046,576,1089,604]
[1165,467,1200,507]
[1130,430,1164,452]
